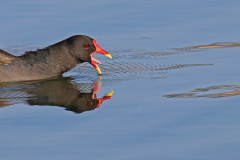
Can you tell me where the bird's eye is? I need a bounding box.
[83,43,90,48]
[87,101,92,107]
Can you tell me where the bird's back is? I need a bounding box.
[0,49,16,65]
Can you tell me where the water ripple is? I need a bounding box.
[163,85,240,98]
[72,62,211,81]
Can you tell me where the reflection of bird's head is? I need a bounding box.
[65,93,99,113]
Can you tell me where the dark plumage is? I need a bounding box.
[0,35,112,82]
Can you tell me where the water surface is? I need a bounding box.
[1,0,240,160]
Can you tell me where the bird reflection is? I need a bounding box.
[0,76,113,113]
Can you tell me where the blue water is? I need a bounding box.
[1,0,240,160]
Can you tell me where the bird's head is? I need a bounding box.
[66,35,112,74]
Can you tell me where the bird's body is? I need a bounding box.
[0,35,111,82]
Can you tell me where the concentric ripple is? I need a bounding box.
[72,62,211,81]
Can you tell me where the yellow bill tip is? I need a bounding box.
[106,90,114,96]
[105,54,112,59]
[95,65,102,75]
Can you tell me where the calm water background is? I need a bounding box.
[1,0,240,159]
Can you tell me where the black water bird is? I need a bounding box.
[0,35,112,82]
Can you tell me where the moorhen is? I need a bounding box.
[0,35,112,82]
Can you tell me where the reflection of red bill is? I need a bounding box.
[97,90,114,108]
[92,76,102,94]
[91,39,112,74]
